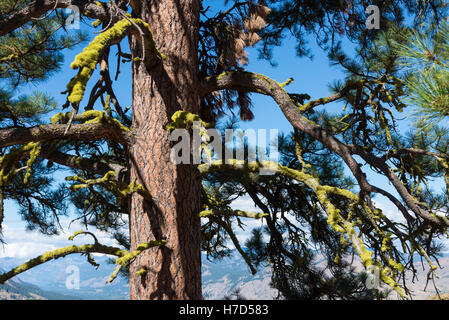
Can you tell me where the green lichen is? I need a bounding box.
[68,230,85,241]
[199,159,408,298]
[51,110,130,132]
[278,77,294,88]
[66,17,164,106]
[0,230,166,285]
[199,209,267,219]
[165,110,213,162]
[0,142,42,187]
[66,170,151,204]
[23,142,41,184]
[136,268,147,276]
[115,240,167,266]
[92,19,102,28]
[51,112,72,124]
[165,111,208,131]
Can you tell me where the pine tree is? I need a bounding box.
[1,0,449,300]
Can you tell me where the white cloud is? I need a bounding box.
[1,195,267,260]
[372,199,408,223]
[0,216,124,259]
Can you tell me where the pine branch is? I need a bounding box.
[0,122,132,148]
[0,0,113,37]
[0,230,166,285]
[200,70,446,227]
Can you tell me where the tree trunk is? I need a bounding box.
[128,0,202,300]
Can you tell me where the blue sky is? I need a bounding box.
[2,1,447,266]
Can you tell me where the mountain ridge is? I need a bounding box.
[1,252,449,300]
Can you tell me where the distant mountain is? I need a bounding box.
[0,255,129,300]
[2,252,448,300]
[0,266,80,300]
[0,253,275,300]
[202,254,278,300]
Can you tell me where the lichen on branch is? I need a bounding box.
[51,110,130,132]
[66,170,152,203]
[199,209,267,219]
[66,17,164,107]
[199,159,408,297]
[0,230,166,285]
[0,141,42,188]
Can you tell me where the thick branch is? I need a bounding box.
[200,71,446,227]
[0,0,113,37]
[0,234,166,284]
[201,72,375,204]
[0,242,126,284]
[40,148,125,177]
[352,145,445,226]
[0,122,132,148]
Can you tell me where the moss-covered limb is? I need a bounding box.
[199,159,408,297]
[106,265,122,284]
[23,142,41,184]
[0,0,112,38]
[0,229,166,285]
[0,141,42,188]
[66,170,152,203]
[115,240,167,267]
[0,122,132,149]
[164,110,208,131]
[199,209,267,219]
[200,72,378,207]
[165,111,213,162]
[66,17,164,106]
[200,71,426,229]
[68,229,99,244]
[51,110,130,133]
[200,71,272,97]
[200,71,357,110]
[0,243,127,285]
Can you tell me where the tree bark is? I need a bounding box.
[128,0,202,299]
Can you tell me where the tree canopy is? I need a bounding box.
[1,0,449,300]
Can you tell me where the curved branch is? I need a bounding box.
[352,145,445,226]
[200,71,446,227]
[199,209,267,219]
[0,242,126,284]
[201,73,377,203]
[388,148,449,161]
[0,235,166,284]
[0,122,132,148]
